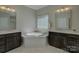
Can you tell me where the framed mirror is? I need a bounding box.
[55,7,72,30]
[0,6,16,31]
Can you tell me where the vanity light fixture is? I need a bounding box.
[0,6,15,12]
[56,7,71,13]
[0,6,6,10]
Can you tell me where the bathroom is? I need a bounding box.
[0,5,79,53]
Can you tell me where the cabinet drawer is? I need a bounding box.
[0,42,5,45]
[0,45,5,53]
[0,35,5,39]
[0,39,5,43]
[0,38,5,46]
[5,32,21,37]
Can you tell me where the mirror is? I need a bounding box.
[0,6,16,31]
[55,7,72,30]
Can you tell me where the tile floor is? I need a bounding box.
[7,45,67,53]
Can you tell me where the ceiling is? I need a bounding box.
[25,5,48,10]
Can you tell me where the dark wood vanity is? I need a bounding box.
[48,32,79,53]
[0,32,22,53]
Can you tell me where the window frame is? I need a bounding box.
[36,14,49,32]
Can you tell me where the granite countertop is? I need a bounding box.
[0,30,20,35]
[50,30,79,35]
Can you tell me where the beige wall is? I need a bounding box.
[36,5,79,33]
[15,5,36,33]
[15,5,79,34]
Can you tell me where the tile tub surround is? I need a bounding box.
[48,31,79,53]
[50,30,79,35]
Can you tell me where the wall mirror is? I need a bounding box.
[0,6,16,31]
[55,7,72,30]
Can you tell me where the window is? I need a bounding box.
[37,15,48,32]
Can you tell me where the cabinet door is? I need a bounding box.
[65,35,79,52]
[48,32,54,45]
[52,35,61,48]
[6,36,15,51]
[0,36,5,53]
[48,32,66,49]
[0,45,5,53]
[6,33,21,51]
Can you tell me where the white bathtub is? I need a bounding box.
[22,32,48,48]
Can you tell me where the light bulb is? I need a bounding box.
[56,9,60,12]
[0,6,6,10]
[6,8,11,11]
[60,9,64,12]
[11,9,15,12]
[64,7,70,11]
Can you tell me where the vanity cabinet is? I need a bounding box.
[5,32,22,52]
[64,35,79,52]
[0,32,22,53]
[0,35,5,52]
[52,35,65,49]
[48,32,66,49]
[48,32,79,52]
